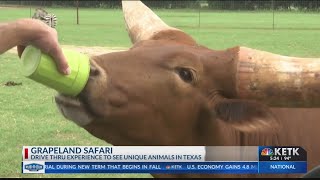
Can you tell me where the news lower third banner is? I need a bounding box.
[21,146,307,174]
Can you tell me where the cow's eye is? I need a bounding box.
[176,68,194,83]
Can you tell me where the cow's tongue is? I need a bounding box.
[55,95,94,126]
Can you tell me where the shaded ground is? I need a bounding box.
[7,45,127,56]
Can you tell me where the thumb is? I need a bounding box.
[17,45,26,58]
[49,46,71,75]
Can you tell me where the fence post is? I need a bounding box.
[29,1,31,18]
[198,1,201,29]
[76,0,79,25]
[272,0,275,30]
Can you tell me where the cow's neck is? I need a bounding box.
[195,117,281,147]
[193,117,239,146]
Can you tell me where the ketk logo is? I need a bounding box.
[274,147,299,156]
[24,163,44,171]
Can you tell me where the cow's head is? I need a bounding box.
[55,1,279,146]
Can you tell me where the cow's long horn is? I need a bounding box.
[122,0,178,43]
[236,47,320,107]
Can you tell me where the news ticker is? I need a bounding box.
[22,146,307,174]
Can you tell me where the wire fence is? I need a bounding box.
[1,0,320,30]
[1,0,320,11]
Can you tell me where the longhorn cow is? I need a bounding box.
[55,0,320,178]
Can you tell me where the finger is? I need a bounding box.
[49,45,71,75]
[17,45,26,58]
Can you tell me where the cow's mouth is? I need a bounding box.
[55,94,95,127]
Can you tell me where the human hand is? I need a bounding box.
[16,19,70,75]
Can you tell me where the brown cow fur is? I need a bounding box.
[54,1,320,178]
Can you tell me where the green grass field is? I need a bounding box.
[1,7,320,178]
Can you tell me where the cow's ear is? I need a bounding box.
[212,97,279,132]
